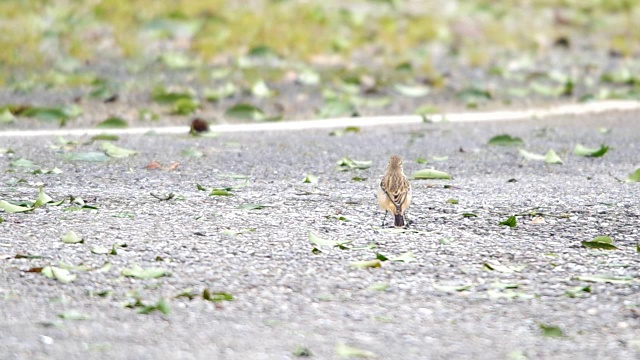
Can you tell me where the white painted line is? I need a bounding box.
[1,100,639,138]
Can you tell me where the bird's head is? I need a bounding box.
[388,155,403,170]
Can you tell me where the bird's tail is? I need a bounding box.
[394,214,405,227]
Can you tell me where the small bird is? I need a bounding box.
[377,155,412,227]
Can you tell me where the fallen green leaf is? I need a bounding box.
[91,246,110,255]
[336,157,371,170]
[487,290,535,300]
[220,228,256,236]
[205,82,237,102]
[182,148,204,158]
[247,44,278,57]
[336,343,376,358]
[251,80,275,98]
[173,98,199,115]
[530,82,566,97]
[329,126,360,136]
[32,167,63,175]
[626,168,640,182]
[303,174,318,184]
[224,103,265,121]
[95,117,128,129]
[202,289,234,302]
[350,259,382,269]
[317,98,357,118]
[293,345,313,357]
[368,283,389,291]
[574,144,609,157]
[483,262,525,273]
[0,200,33,213]
[139,108,159,121]
[539,324,563,338]
[308,232,352,250]
[488,134,524,146]
[136,298,170,315]
[457,87,492,107]
[297,69,320,86]
[439,237,453,245]
[34,187,53,207]
[490,282,520,289]
[10,158,39,168]
[0,108,16,123]
[62,152,110,162]
[58,310,90,320]
[108,244,121,255]
[582,236,618,250]
[412,169,451,180]
[159,52,199,69]
[390,252,415,263]
[91,134,120,141]
[499,216,517,227]
[20,105,81,125]
[518,148,545,161]
[57,261,91,271]
[121,265,169,279]
[544,149,563,164]
[151,86,195,104]
[375,253,389,261]
[327,214,349,222]
[42,266,76,283]
[100,142,137,158]
[61,230,83,244]
[96,262,112,273]
[564,286,591,298]
[174,288,198,300]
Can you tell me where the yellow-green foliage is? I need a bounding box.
[0,0,639,79]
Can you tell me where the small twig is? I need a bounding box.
[608,172,625,183]
[150,192,175,201]
[293,189,329,196]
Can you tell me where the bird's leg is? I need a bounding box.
[381,210,388,227]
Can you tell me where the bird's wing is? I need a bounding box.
[390,189,408,211]
[381,177,409,214]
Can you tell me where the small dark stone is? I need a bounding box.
[190,118,209,133]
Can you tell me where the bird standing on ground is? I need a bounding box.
[377,155,412,227]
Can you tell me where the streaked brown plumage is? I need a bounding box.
[377,155,412,227]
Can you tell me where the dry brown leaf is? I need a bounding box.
[165,162,180,171]
[529,216,546,225]
[145,160,163,170]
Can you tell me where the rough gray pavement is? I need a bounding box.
[1,110,640,359]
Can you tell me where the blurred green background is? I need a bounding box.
[0,0,639,125]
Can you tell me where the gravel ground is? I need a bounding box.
[1,110,640,359]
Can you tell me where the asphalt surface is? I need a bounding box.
[1,109,640,359]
